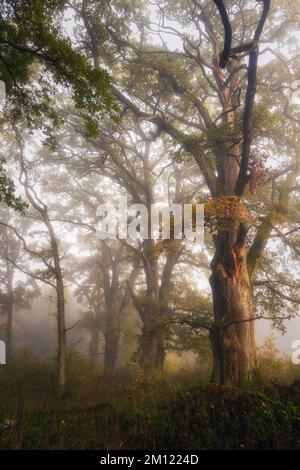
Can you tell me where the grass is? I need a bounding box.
[1,350,300,449]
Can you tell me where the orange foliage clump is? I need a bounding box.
[204,196,256,230]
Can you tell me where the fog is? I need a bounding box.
[2,0,300,453]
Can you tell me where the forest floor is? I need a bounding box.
[1,352,300,450]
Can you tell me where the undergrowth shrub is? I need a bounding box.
[0,351,300,449]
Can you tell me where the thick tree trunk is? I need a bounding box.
[140,250,165,372]
[209,227,256,386]
[140,308,165,371]
[44,217,67,394]
[56,279,66,393]
[5,300,13,362]
[141,338,165,370]
[89,328,100,362]
[101,242,121,376]
[104,319,120,375]
[6,268,14,362]
[139,242,180,371]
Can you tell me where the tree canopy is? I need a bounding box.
[0,0,300,394]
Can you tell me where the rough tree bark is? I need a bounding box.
[137,140,166,371]
[5,300,13,362]
[206,0,271,385]
[100,242,139,375]
[209,226,255,385]
[138,230,181,371]
[101,241,121,376]
[140,243,163,370]
[5,261,14,362]
[89,327,100,361]
[44,218,67,393]
[104,307,120,374]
